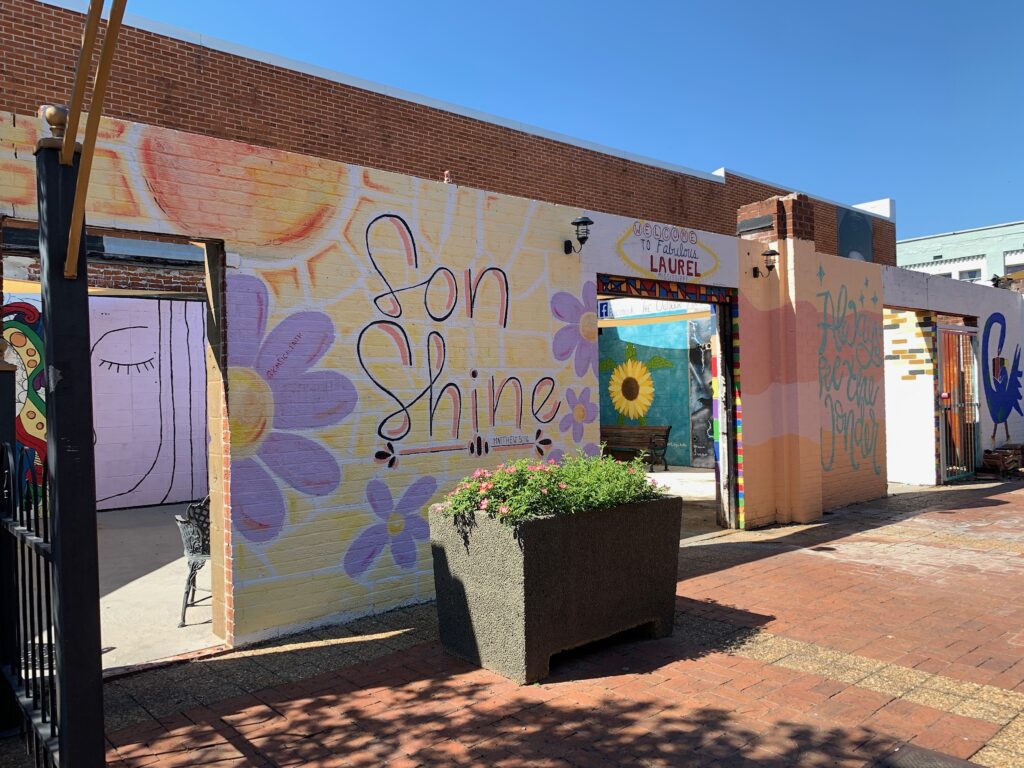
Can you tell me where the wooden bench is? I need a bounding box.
[600,425,672,472]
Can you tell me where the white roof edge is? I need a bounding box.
[897,219,1024,244]
[39,0,724,185]
[714,167,894,222]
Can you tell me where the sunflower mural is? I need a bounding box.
[600,343,672,425]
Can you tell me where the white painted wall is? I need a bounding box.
[884,311,937,486]
[883,266,1024,456]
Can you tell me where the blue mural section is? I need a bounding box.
[599,317,692,466]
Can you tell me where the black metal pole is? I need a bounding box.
[0,362,20,735]
[36,137,105,765]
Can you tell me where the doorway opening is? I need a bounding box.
[937,317,979,483]
[0,226,223,670]
[596,275,740,537]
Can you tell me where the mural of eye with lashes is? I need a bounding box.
[96,356,156,374]
[90,298,208,509]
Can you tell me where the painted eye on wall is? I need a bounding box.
[97,358,155,374]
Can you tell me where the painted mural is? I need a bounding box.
[2,296,45,479]
[222,192,584,633]
[981,312,1023,441]
[587,215,740,288]
[3,293,209,508]
[1,109,593,638]
[815,268,884,478]
[688,312,717,468]
[91,298,208,509]
[597,301,723,468]
[837,208,873,262]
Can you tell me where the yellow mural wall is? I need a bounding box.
[1,111,598,641]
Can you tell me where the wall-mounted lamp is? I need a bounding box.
[753,248,779,278]
[564,216,594,255]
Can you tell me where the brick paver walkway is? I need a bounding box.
[5,481,1024,767]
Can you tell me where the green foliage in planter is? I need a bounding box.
[438,452,666,527]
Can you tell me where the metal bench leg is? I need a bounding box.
[178,560,202,628]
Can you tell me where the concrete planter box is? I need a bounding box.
[429,496,681,684]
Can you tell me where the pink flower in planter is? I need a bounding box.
[550,281,598,377]
[559,387,598,444]
[227,274,357,543]
[344,477,437,576]
[479,498,490,511]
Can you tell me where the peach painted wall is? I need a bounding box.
[738,238,886,524]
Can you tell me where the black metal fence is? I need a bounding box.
[0,443,58,766]
[0,130,106,768]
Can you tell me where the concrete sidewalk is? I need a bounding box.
[5,481,1024,766]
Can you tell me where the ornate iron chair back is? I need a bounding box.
[174,496,210,627]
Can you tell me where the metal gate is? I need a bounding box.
[0,442,59,764]
[938,327,979,482]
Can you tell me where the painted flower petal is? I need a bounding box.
[581,281,597,311]
[550,291,584,324]
[404,513,429,541]
[271,370,358,430]
[552,325,581,362]
[583,443,600,457]
[227,274,270,368]
[581,393,598,424]
[572,420,585,444]
[390,530,418,570]
[258,431,341,496]
[559,411,575,435]
[366,479,394,520]
[574,340,598,378]
[233,457,285,543]
[397,476,438,515]
[565,387,578,409]
[343,523,388,577]
[255,311,335,381]
[548,449,565,463]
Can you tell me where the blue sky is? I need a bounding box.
[124,0,1023,239]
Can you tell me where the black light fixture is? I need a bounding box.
[753,248,779,278]
[564,216,594,255]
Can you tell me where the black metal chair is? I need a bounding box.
[174,496,210,628]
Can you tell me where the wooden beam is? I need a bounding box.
[65,0,126,279]
[61,0,104,166]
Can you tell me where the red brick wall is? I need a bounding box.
[22,257,205,292]
[1,0,896,265]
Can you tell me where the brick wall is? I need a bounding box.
[20,257,205,292]
[0,0,896,265]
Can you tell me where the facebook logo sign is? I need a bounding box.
[598,300,610,319]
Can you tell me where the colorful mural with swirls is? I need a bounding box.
[2,297,46,480]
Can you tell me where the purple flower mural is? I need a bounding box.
[228,274,357,543]
[344,477,437,577]
[550,280,598,377]
[559,386,598,443]
[548,444,601,464]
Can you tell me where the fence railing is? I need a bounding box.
[0,442,59,766]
